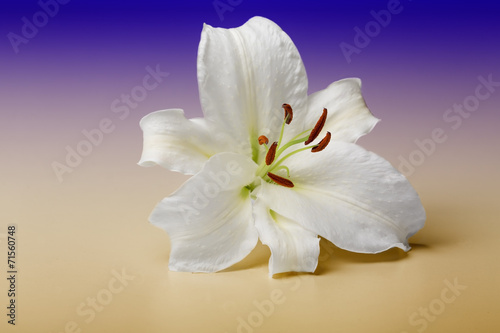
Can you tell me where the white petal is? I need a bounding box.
[149,152,259,272]
[253,199,320,276]
[198,16,308,162]
[257,142,425,253]
[304,78,379,143]
[139,109,232,175]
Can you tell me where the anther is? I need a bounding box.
[282,103,293,124]
[311,131,331,153]
[267,172,295,188]
[258,135,269,145]
[266,142,278,165]
[305,108,327,145]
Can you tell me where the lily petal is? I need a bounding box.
[198,16,308,162]
[149,152,258,272]
[139,109,231,175]
[305,78,379,143]
[256,141,425,253]
[253,198,320,276]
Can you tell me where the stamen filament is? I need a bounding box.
[272,165,291,178]
[269,145,313,173]
[277,117,287,149]
[275,136,308,158]
[291,129,313,141]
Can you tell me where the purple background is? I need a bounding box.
[1,0,499,180]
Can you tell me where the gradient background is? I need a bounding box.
[1,0,499,332]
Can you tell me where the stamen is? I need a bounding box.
[256,105,331,186]
[267,172,294,188]
[266,142,278,165]
[305,108,327,145]
[282,103,293,124]
[258,135,269,145]
[311,131,331,153]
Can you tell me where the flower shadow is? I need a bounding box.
[314,238,411,275]
[221,241,271,273]
[313,203,459,275]
[221,199,453,275]
[220,239,431,276]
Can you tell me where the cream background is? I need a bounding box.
[1,113,499,333]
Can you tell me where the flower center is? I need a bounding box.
[253,104,331,188]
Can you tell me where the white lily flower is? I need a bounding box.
[139,16,425,276]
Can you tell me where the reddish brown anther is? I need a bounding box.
[305,108,328,145]
[267,172,295,188]
[258,135,269,145]
[282,103,293,124]
[311,131,331,153]
[266,142,278,165]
